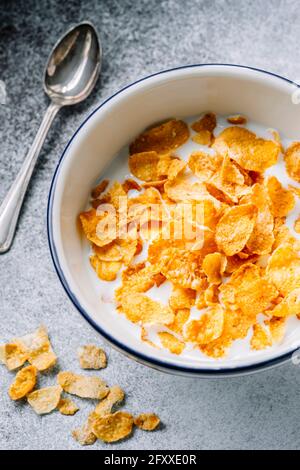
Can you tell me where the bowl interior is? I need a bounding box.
[49,65,300,373]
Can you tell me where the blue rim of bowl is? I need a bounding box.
[47,63,299,376]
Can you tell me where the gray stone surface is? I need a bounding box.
[1,0,300,450]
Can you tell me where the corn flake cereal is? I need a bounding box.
[134,413,160,431]
[284,142,300,183]
[58,398,79,416]
[158,332,185,355]
[27,385,62,415]
[92,411,134,443]
[78,345,107,370]
[250,324,272,350]
[57,371,109,399]
[130,119,189,155]
[267,176,295,218]
[202,252,226,284]
[227,115,247,125]
[121,294,174,325]
[191,112,216,133]
[9,365,37,400]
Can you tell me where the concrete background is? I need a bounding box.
[1,0,300,450]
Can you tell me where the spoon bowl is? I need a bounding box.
[44,22,101,105]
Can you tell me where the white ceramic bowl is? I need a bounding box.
[48,64,300,377]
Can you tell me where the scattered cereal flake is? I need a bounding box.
[8,365,37,400]
[15,325,57,371]
[250,324,272,350]
[227,115,247,125]
[294,216,300,233]
[91,180,109,199]
[267,176,295,218]
[129,120,189,155]
[152,272,166,287]
[191,112,216,133]
[202,252,227,284]
[266,244,300,295]
[78,345,107,370]
[72,423,97,446]
[168,308,190,334]
[27,385,62,415]
[115,262,161,304]
[90,255,122,282]
[268,288,300,317]
[188,151,218,181]
[57,371,109,400]
[158,332,185,355]
[58,398,79,416]
[266,317,286,343]
[121,294,174,325]
[204,284,220,305]
[129,151,161,181]
[94,385,125,416]
[192,130,213,146]
[212,127,280,172]
[215,204,257,256]
[185,305,224,345]
[169,286,196,310]
[92,411,134,443]
[284,142,300,183]
[134,413,160,431]
[4,343,28,370]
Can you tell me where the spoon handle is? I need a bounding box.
[0,102,60,253]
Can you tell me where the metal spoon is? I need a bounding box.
[0,22,101,253]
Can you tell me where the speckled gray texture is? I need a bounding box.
[1,0,300,450]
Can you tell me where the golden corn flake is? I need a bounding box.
[80,208,116,248]
[90,255,122,282]
[266,244,300,295]
[250,324,272,350]
[160,247,206,290]
[4,343,28,370]
[134,413,160,431]
[167,159,186,181]
[94,385,125,416]
[92,411,134,443]
[158,332,185,355]
[72,423,97,446]
[122,178,141,193]
[169,286,196,310]
[284,142,300,183]
[27,385,62,415]
[15,325,57,371]
[215,204,257,256]
[9,365,37,400]
[188,151,218,181]
[294,216,300,234]
[192,130,213,146]
[129,151,161,181]
[227,115,247,125]
[246,184,274,255]
[212,127,280,172]
[220,263,278,316]
[204,284,220,305]
[57,371,109,400]
[185,305,224,345]
[58,398,79,416]
[91,179,109,199]
[202,252,227,284]
[164,176,210,202]
[78,345,107,370]
[267,176,295,217]
[129,119,189,155]
[269,288,300,317]
[266,317,286,343]
[191,112,216,133]
[121,294,174,325]
[168,308,190,335]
